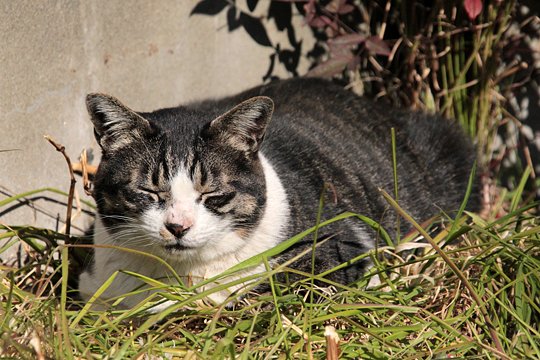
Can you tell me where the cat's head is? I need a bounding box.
[86,93,274,262]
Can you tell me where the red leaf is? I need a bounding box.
[328,34,366,57]
[346,55,360,71]
[337,4,354,14]
[365,36,391,56]
[329,43,351,58]
[306,55,352,77]
[324,0,343,13]
[464,0,482,21]
[324,0,354,14]
[308,16,328,28]
[303,1,316,23]
[329,34,367,46]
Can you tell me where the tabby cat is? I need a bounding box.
[78,78,479,308]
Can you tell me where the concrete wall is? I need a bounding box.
[0,1,311,247]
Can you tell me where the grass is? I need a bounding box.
[1,173,539,359]
[2,3,538,357]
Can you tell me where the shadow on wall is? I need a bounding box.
[192,0,540,199]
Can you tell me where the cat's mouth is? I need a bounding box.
[163,242,195,251]
[159,227,198,251]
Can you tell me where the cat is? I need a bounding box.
[78,78,479,308]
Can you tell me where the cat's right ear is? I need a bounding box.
[204,96,274,156]
[86,93,154,152]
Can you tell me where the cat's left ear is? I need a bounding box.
[205,96,274,155]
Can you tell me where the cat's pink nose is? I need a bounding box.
[165,223,190,238]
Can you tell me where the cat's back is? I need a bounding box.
[272,79,478,233]
[260,79,478,209]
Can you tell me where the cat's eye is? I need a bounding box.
[202,192,236,210]
[139,187,167,202]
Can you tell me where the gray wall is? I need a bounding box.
[0,2,311,242]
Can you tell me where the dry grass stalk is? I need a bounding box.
[324,325,340,360]
[44,135,76,242]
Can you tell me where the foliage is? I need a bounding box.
[0,183,539,358]
[192,0,539,190]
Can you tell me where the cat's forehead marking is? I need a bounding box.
[159,140,193,181]
[170,167,198,202]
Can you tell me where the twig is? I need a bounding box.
[72,162,97,177]
[324,326,340,360]
[378,0,391,39]
[29,330,45,360]
[44,135,76,243]
[79,149,94,195]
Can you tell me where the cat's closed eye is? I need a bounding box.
[138,187,168,202]
[202,192,236,211]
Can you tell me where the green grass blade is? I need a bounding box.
[510,165,532,212]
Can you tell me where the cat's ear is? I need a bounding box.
[206,96,274,155]
[86,93,154,152]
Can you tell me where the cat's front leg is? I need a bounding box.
[78,248,154,309]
